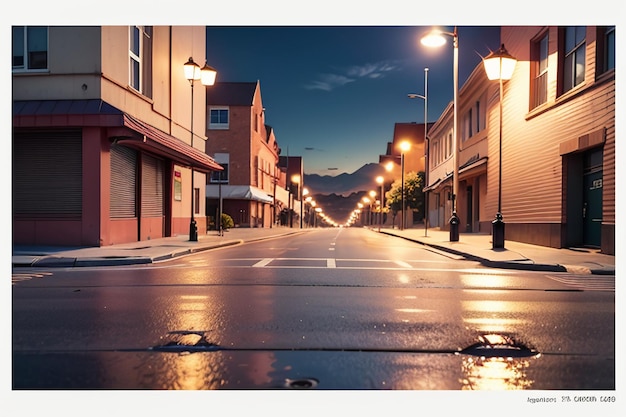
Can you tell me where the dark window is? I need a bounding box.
[562,26,586,94]
[210,164,229,183]
[13,26,48,70]
[531,31,549,109]
[475,101,480,132]
[210,109,229,124]
[596,26,615,75]
[129,26,152,98]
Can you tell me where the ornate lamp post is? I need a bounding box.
[421,27,459,241]
[184,57,217,241]
[483,44,517,249]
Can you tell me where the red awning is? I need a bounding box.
[118,113,223,173]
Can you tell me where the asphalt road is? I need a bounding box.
[12,228,615,397]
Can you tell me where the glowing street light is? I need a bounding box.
[421,27,460,241]
[483,44,517,249]
[184,57,217,241]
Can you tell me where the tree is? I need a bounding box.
[221,213,234,230]
[385,171,425,221]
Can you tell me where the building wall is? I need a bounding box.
[498,26,614,253]
[100,26,209,237]
[13,26,212,246]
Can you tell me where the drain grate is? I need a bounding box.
[284,378,319,389]
[150,330,221,352]
[460,334,538,358]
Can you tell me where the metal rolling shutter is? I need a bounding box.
[110,145,137,218]
[13,129,82,215]
[140,154,163,217]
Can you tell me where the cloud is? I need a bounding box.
[304,60,401,91]
[304,73,355,91]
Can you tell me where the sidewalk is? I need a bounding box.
[11,227,303,268]
[379,226,615,275]
[11,226,615,275]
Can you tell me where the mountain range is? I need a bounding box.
[303,163,388,197]
[303,163,391,224]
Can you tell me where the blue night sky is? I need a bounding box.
[205,25,501,176]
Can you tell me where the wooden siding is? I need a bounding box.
[496,27,615,229]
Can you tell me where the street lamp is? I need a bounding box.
[421,27,459,242]
[399,140,411,230]
[369,190,376,226]
[184,57,217,241]
[483,44,517,249]
[376,175,384,232]
[408,67,429,237]
[302,188,309,228]
[291,174,302,228]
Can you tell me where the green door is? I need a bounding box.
[582,150,602,247]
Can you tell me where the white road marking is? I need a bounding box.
[327,259,336,268]
[252,258,274,268]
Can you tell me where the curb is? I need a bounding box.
[381,230,569,273]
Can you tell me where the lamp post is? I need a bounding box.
[302,188,309,228]
[421,27,459,242]
[399,141,411,230]
[218,169,223,236]
[184,57,217,241]
[483,44,517,249]
[376,175,384,232]
[369,190,376,226]
[408,67,429,237]
[291,174,302,228]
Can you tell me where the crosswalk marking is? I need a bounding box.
[547,274,615,291]
[394,260,413,268]
[11,271,53,285]
[252,258,274,268]
[327,258,336,268]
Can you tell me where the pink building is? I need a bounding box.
[12,26,222,246]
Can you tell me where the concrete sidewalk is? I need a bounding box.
[11,227,304,268]
[12,226,615,275]
[379,226,615,275]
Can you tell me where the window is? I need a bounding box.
[210,107,229,129]
[12,26,48,70]
[531,31,549,109]
[461,98,485,142]
[210,164,229,183]
[129,26,152,97]
[562,26,586,94]
[596,26,615,75]
[210,153,229,183]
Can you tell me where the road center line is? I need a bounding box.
[253,258,274,268]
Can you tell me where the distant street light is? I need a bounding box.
[399,140,411,230]
[369,190,376,226]
[421,27,459,242]
[408,67,429,237]
[184,57,217,241]
[376,175,384,232]
[483,44,517,249]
